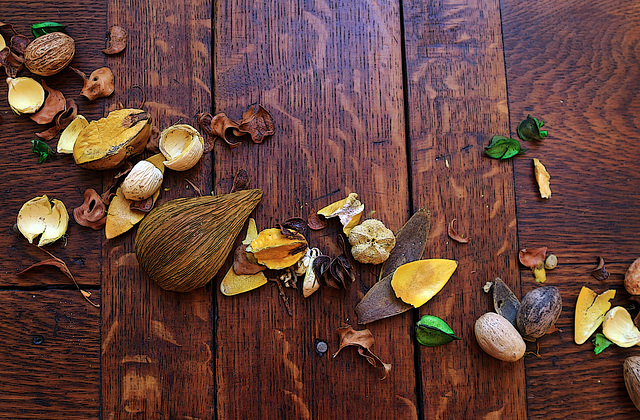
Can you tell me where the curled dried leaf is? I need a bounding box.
[519,247,547,269]
[312,255,331,283]
[592,256,609,281]
[102,25,127,55]
[30,80,66,125]
[307,210,328,230]
[448,218,469,244]
[233,244,266,275]
[230,168,250,193]
[196,112,216,153]
[333,325,391,380]
[211,112,241,148]
[277,217,309,239]
[35,98,77,141]
[329,254,355,288]
[72,66,115,101]
[236,104,275,144]
[73,188,107,230]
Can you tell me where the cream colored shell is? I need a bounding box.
[348,219,395,265]
[159,124,204,171]
[0,34,6,51]
[7,77,45,115]
[474,312,526,362]
[17,195,69,246]
[122,160,164,201]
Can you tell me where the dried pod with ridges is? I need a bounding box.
[24,32,75,76]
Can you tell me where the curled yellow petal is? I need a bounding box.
[574,286,615,345]
[220,268,267,296]
[391,259,458,308]
[533,158,551,199]
[603,306,640,348]
[247,227,308,270]
[317,192,364,235]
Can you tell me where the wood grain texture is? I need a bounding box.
[0,291,100,419]
[213,0,416,418]
[0,3,107,287]
[402,0,526,417]
[102,0,214,418]
[520,264,639,419]
[501,0,640,263]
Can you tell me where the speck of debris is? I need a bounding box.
[315,339,328,356]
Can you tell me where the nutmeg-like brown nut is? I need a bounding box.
[625,257,640,295]
[516,286,562,341]
[24,32,75,76]
[121,160,163,201]
[624,356,640,412]
[474,312,526,362]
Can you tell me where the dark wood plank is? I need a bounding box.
[402,0,527,417]
[0,3,107,287]
[213,0,417,418]
[101,0,214,418]
[0,290,100,419]
[521,264,638,419]
[501,0,640,263]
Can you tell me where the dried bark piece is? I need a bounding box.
[73,188,107,230]
[493,278,520,328]
[236,104,275,144]
[102,25,127,55]
[30,80,66,125]
[448,218,470,244]
[333,325,391,380]
[592,256,609,281]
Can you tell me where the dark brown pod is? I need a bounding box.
[516,286,562,341]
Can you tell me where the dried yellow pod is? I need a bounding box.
[17,195,69,246]
[105,154,165,240]
[391,259,458,308]
[135,189,263,292]
[602,306,640,348]
[7,77,45,115]
[247,228,308,270]
[348,219,395,264]
[220,220,268,296]
[317,192,364,235]
[57,115,89,154]
[73,109,152,170]
[533,158,551,199]
[159,124,204,171]
[574,286,615,345]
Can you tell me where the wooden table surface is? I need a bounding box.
[1,0,639,418]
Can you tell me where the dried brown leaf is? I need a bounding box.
[230,169,250,193]
[211,112,242,148]
[233,244,266,275]
[30,80,66,125]
[277,218,308,238]
[448,218,469,244]
[73,188,107,230]
[102,25,127,55]
[72,66,115,101]
[35,98,77,141]
[519,247,547,269]
[236,104,275,144]
[307,210,328,230]
[592,256,609,281]
[333,325,391,380]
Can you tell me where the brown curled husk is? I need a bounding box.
[146,126,161,153]
[230,169,250,193]
[72,66,115,101]
[329,254,355,288]
[101,161,133,204]
[73,188,107,230]
[211,112,242,148]
[30,80,66,125]
[592,256,609,281]
[277,217,308,238]
[10,34,29,55]
[448,218,470,244]
[307,210,328,230]
[519,246,547,269]
[236,104,275,144]
[102,25,127,55]
[233,244,266,275]
[197,112,216,153]
[35,98,78,141]
[630,296,640,329]
[130,196,155,213]
[333,325,391,380]
[0,46,23,78]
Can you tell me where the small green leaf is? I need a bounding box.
[31,22,67,38]
[415,315,460,347]
[31,139,55,163]
[592,333,612,355]
[484,135,527,160]
[517,114,548,141]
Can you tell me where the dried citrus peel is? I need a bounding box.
[17,195,69,246]
[246,227,308,270]
[533,158,551,199]
[574,286,615,345]
[317,192,364,235]
[391,259,457,308]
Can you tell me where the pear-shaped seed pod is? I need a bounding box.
[135,189,263,292]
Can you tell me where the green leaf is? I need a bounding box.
[415,315,460,347]
[517,114,548,141]
[31,22,67,38]
[484,135,527,160]
[31,139,55,163]
[592,333,612,355]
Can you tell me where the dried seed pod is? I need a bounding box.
[71,66,115,101]
[121,160,163,201]
[592,256,609,281]
[246,228,308,270]
[73,189,107,230]
[474,312,526,362]
[625,257,640,295]
[159,124,204,171]
[17,195,69,246]
[492,278,520,328]
[7,77,45,114]
[624,356,640,412]
[317,193,364,235]
[348,219,396,265]
[57,115,88,154]
[544,254,558,270]
[24,32,75,76]
[102,25,127,55]
[516,286,562,341]
[602,307,640,347]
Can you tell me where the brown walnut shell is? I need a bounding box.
[24,32,75,76]
[516,286,562,341]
